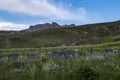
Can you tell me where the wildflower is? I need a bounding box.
[27,53,39,61]
[89,49,94,54]
[105,49,109,53]
[113,50,119,54]
[91,55,105,61]
[67,50,76,56]
[8,53,19,59]
[51,51,67,59]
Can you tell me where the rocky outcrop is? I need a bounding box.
[24,22,61,32]
[63,24,76,27]
[23,22,76,32]
[0,22,76,34]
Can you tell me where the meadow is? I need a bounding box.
[0,42,120,80]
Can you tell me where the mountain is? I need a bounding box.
[23,22,61,32]
[0,20,120,48]
[21,22,76,33]
[0,22,76,34]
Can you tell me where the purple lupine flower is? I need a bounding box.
[62,51,68,59]
[51,51,58,58]
[27,53,39,59]
[105,49,110,53]
[51,51,68,59]
[89,49,94,54]
[8,53,19,59]
[51,51,60,57]
[67,50,76,56]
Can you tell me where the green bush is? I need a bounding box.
[75,66,99,80]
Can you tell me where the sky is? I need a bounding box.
[0,0,120,30]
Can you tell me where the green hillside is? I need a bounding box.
[0,40,120,80]
[0,20,120,80]
[0,20,120,48]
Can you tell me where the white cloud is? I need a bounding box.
[0,0,96,21]
[0,22,28,31]
[0,0,74,20]
[0,0,102,30]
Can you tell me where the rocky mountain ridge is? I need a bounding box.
[0,22,76,34]
[22,22,76,32]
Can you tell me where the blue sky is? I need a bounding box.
[0,0,120,30]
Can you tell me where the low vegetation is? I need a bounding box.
[0,42,120,80]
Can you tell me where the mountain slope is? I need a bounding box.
[0,20,120,48]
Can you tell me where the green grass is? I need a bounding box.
[0,42,120,80]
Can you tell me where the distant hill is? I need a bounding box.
[0,20,120,48]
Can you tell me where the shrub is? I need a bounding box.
[75,66,99,80]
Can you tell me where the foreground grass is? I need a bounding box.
[0,42,120,80]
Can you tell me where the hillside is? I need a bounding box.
[0,20,120,48]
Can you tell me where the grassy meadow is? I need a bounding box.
[0,41,120,80]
